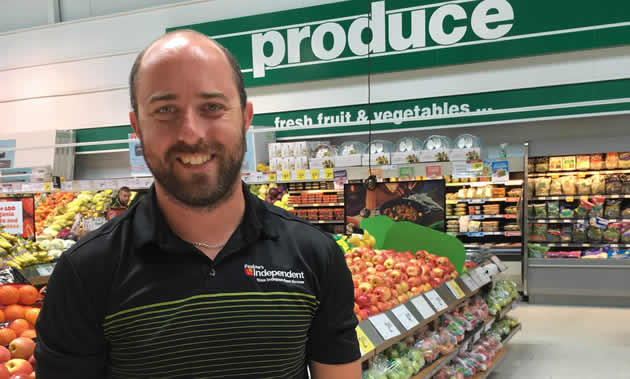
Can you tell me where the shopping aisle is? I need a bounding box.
[489,304,630,378]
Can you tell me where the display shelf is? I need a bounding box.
[447,214,517,220]
[451,232,521,237]
[291,203,344,208]
[497,299,518,320]
[528,242,630,248]
[501,324,522,345]
[288,189,341,194]
[528,257,630,267]
[445,180,523,187]
[0,177,154,194]
[470,349,506,379]
[530,194,630,200]
[529,169,630,177]
[529,219,630,223]
[448,197,520,204]
[311,220,343,224]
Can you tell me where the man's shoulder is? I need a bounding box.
[261,200,336,247]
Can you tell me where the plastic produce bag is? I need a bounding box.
[559,204,575,219]
[590,196,605,218]
[577,178,592,195]
[606,175,623,195]
[527,179,535,198]
[582,247,609,259]
[591,175,606,195]
[590,154,604,170]
[561,176,577,195]
[546,228,562,242]
[528,243,550,258]
[415,332,440,363]
[536,177,551,196]
[604,223,621,243]
[605,200,622,219]
[550,178,563,195]
[587,226,603,242]
[534,203,547,219]
[572,222,588,242]
[545,250,581,258]
[547,201,559,218]
[530,223,548,242]
[606,152,619,169]
[619,152,630,169]
[561,226,572,242]
[575,199,592,219]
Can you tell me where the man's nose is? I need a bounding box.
[178,107,205,143]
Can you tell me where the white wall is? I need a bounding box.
[1,0,630,170]
[0,0,50,33]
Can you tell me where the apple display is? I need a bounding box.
[4,360,32,376]
[8,339,34,361]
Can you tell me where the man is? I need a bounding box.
[112,186,132,208]
[34,30,360,378]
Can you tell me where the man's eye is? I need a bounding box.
[157,106,176,113]
[203,103,224,112]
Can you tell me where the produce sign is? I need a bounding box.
[0,198,34,238]
[347,247,458,322]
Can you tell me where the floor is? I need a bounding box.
[489,304,630,379]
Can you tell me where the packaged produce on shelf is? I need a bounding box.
[576,155,591,170]
[534,157,549,173]
[606,175,622,194]
[587,226,603,242]
[559,204,574,219]
[603,223,621,243]
[535,177,551,196]
[248,184,292,211]
[606,152,619,169]
[549,177,562,196]
[581,247,609,259]
[347,247,458,321]
[624,176,630,194]
[526,179,535,198]
[545,250,581,258]
[362,342,425,379]
[561,176,577,195]
[577,177,592,195]
[609,247,630,259]
[591,175,605,195]
[487,317,520,340]
[590,196,605,218]
[528,243,550,258]
[485,280,518,315]
[622,223,630,243]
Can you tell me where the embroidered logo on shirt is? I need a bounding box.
[244,264,305,284]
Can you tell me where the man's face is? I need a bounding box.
[119,190,131,206]
[130,35,253,208]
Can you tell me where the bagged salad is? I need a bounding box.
[575,198,592,218]
[559,204,575,219]
[534,203,547,219]
[591,175,606,195]
[536,177,551,196]
[587,226,604,242]
[582,247,609,259]
[605,199,621,219]
[528,244,550,258]
[606,175,622,194]
[572,222,588,242]
[603,223,621,243]
[619,152,630,169]
[577,177,592,195]
[547,201,560,218]
[550,177,563,195]
[561,176,577,195]
[606,152,619,169]
[589,196,605,218]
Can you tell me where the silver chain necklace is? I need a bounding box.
[187,241,226,249]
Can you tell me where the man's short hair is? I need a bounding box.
[128,30,247,115]
[119,187,131,193]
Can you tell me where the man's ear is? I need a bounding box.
[243,101,254,134]
[129,111,140,137]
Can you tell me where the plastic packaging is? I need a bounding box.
[547,201,560,218]
[606,175,623,194]
[591,175,606,195]
[534,203,547,219]
[561,176,577,195]
[604,223,621,243]
[590,196,606,218]
[582,247,608,259]
[338,141,367,156]
[535,157,549,173]
[577,178,592,195]
[572,222,588,242]
[587,226,603,242]
[527,180,535,198]
[395,137,422,153]
[606,152,619,169]
[545,250,581,258]
[623,175,630,194]
[590,154,604,170]
[550,178,563,195]
[536,177,551,196]
[530,223,548,242]
[424,135,452,151]
[605,199,622,219]
[559,204,575,219]
[619,152,630,169]
[609,247,630,259]
[528,244,550,258]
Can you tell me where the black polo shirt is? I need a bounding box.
[35,183,360,379]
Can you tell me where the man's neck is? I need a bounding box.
[154,180,246,254]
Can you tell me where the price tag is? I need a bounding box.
[468,199,485,204]
[424,290,448,312]
[324,168,334,180]
[504,214,517,219]
[475,268,492,284]
[446,280,465,299]
[610,195,621,199]
[36,264,54,277]
[460,273,478,291]
[410,296,435,319]
[310,170,319,180]
[104,180,116,189]
[470,215,485,220]
[355,326,375,356]
[43,182,52,191]
[61,181,73,191]
[281,171,291,181]
[467,232,484,237]
[31,183,45,192]
[267,172,277,182]
[566,196,575,202]
[83,217,107,231]
[391,305,419,330]
[473,329,482,342]
[369,313,400,341]
[296,170,306,181]
[491,256,507,272]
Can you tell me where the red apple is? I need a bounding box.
[398,281,409,293]
[368,293,378,305]
[361,250,373,262]
[357,282,373,295]
[394,262,406,272]
[8,339,35,360]
[0,365,8,379]
[365,267,377,275]
[4,360,32,376]
[356,294,370,308]
[359,309,369,320]
[437,256,450,266]
[420,274,431,285]
[390,269,402,283]
[0,347,9,364]
[397,294,409,304]
[384,258,395,269]
[376,302,388,313]
[374,287,392,302]
[429,278,442,288]
[408,277,421,288]
[368,305,379,316]
[375,264,385,272]
[384,278,393,289]
[352,277,359,288]
[354,288,363,299]
[353,303,360,314]
[406,265,419,277]
[411,286,422,295]
[447,262,456,272]
[365,261,374,268]
[372,255,385,265]
[366,274,384,288]
[420,264,431,276]
[349,265,361,274]
[432,267,445,278]
[415,250,427,259]
[358,261,368,272]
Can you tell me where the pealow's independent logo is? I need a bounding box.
[244,264,305,284]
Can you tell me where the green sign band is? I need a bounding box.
[170,0,630,87]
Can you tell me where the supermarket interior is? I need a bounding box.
[1,0,630,378]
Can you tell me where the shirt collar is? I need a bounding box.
[133,182,277,254]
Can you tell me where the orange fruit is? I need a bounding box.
[0,287,19,306]
[24,308,39,326]
[4,305,24,322]
[8,319,29,337]
[0,328,16,345]
[19,329,36,339]
[18,286,38,306]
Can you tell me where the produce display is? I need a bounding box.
[362,342,425,379]
[0,233,53,270]
[485,280,518,315]
[247,184,292,211]
[529,243,630,259]
[0,284,41,378]
[346,247,458,321]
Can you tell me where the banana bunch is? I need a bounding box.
[334,235,353,255]
[0,233,53,270]
[347,230,376,248]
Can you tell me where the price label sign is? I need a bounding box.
[36,264,54,277]
[460,273,478,291]
[43,182,52,192]
[491,255,507,272]
[0,201,23,235]
[93,180,106,190]
[475,268,492,284]
[410,296,435,319]
[391,305,419,330]
[281,171,291,181]
[310,169,320,180]
[355,326,375,356]
[424,290,448,312]
[446,280,465,299]
[296,170,306,181]
[267,172,277,182]
[104,180,116,189]
[83,217,107,232]
[61,181,73,191]
[324,168,334,180]
[369,313,401,341]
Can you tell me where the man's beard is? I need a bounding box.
[140,126,245,210]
